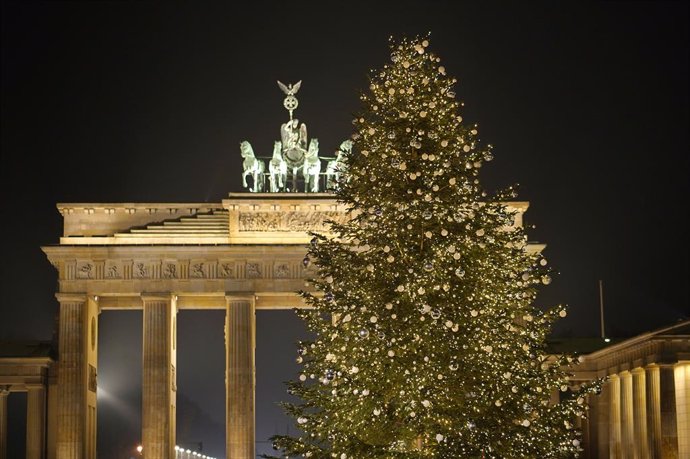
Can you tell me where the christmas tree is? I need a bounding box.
[268,36,600,458]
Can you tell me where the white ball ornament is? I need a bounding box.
[298,417,308,424]
[572,439,581,447]
[559,309,567,317]
[370,316,378,323]
[299,374,307,382]
[522,420,531,427]
[436,434,444,442]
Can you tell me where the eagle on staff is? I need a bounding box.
[277,80,302,120]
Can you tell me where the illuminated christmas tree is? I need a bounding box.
[268,36,600,458]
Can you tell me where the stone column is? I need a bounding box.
[56,293,97,459]
[632,368,649,459]
[26,384,46,459]
[609,374,622,458]
[620,371,635,457]
[646,365,662,458]
[0,386,9,459]
[225,296,255,459]
[675,363,689,459]
[142,294,177,459]
[659,365,677,457]
[596,379,610,459]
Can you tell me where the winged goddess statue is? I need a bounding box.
[277,80,301,120]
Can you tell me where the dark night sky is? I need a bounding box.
[1,1,688,457]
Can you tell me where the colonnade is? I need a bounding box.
[54,292,256,459]
[595,363,690,458]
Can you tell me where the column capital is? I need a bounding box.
[0,386,10,397]
[225,293,256,304]
[55,292,87,303]
[24,383,45,391]
[631,367,646,375]
[140,293,174,303]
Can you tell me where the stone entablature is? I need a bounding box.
[42,246,314,310]
[575,323,690,380]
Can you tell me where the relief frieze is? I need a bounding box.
[238,211,348,232]
[162,263,177,279]
[77,262,93,279]
[274,262,291,278]
[133,262,149,279]
[191,262,206,278]
[105,263,121,279]
[218,262,235,278]
[64,258,303,281]
[246,262,262,279]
